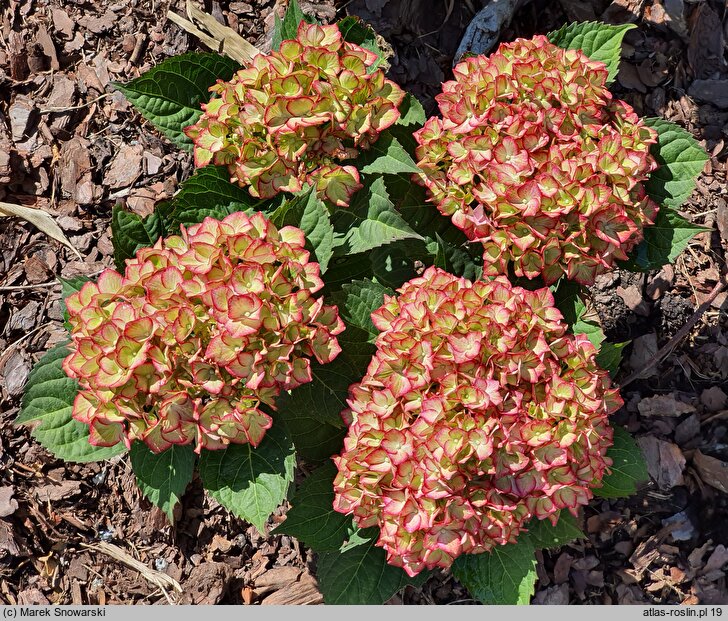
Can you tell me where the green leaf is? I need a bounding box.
[276,347,367,429]
[337,16,389,72]
[111,205,166,272]
[331,279,392,341]
[569,297,605,349]
[167,166,273,228]
[386,176,483,281]
[272,0,316,51]
[339,526,377,553]
[547,21,635,83]
[625,206,706,272]
[298,193,335,273]
[277,408,345,462]
[130,443,196,521]
[317,538,414,604]
[454,511,582,605]
[524,512,584,550]
[596,340,629,376]
[16,343,125,462]
[357,132,421,176]
[115,52,240,149]
[274,462,356,551]
[345,178,424,254]
[596,425,648,498]
[320,253,377,295]
[452,539,538,605]
[369,244,421,290]
[198,422,295,532]
[59,276,91,329]
[643,117,708,210]
[270,190,335,273]
[395,93,426,128]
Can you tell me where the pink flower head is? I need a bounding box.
[414,36,659,285]
[184,22,404,207]
[63,212,345,453]
[333,267,620,576]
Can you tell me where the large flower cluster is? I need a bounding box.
[333,267,620,576]
[184,22,404,207]
[62,212,344,453]
[414,36,659,285]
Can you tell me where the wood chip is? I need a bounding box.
[689,80,728,110]
[638,394,696,417]
[701,545,728,577]
[553,552,573,584]
[9,96,36,143]
[180,562,230,604]
[687,3,725,80]
[646,265,674,300]
[35,25,59,71]
[51,8,75,39]
[629,536,661,579]
[59,137,95,206]
[0,351,30,397]
[260,573,322,605]
[602,0,645,23]
[694,451,728,494]
[617,285,650,316]
[105,144,143,189]
[0,487,18,518]
[628,333,659,378]
[700,387,727,412]
[34,479,82,502]
[636,436,686,489]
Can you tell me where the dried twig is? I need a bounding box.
[167,1,260,64]
[81,542,182,603]
[620,277,727,388]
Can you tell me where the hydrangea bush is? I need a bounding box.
[184,22,404,206]
[62,211,343,453]
[333,267,619,576]
[414,36,659,285]
[18,4,707,606]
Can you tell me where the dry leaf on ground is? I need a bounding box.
[0,201,82,259]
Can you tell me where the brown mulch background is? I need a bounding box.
[1,0,727,606]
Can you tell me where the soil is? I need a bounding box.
[1,0,728,606]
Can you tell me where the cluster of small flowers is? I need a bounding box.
[184,22,404,207]
[333,267,620,576]
[414,36,659,285]
[62,212,344,453]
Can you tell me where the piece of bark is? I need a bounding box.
[617,285,651,316]
[8,31,28,81]
[35,480,82,502]
[35,25,59,71]
[689,80,728,109]
[628,333,659,378]
[0,351,30,397]
[9,96,36,144]
[59,137,94,205]
[180,562,231,605]
[700,387,727,412]
[694,451,728,494]
[0,487,18,518]
[687,3,725,80]
[105,144,143,189]
[637,436,686,490]
[260,573,322,605]
[637,394,696,418]
[52,8,75,39]
[646,265,674,300]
